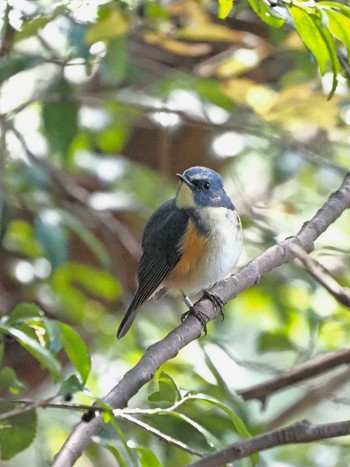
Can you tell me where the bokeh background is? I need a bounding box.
[1,0,350,465]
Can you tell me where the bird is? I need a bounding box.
[117,166,242,339]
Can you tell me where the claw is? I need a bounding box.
[181,307,209,336]
[203,290,225,321]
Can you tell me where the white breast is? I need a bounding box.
[182,206,242,296]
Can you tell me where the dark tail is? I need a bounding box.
[117,291,146,338]
[116,305,138,339]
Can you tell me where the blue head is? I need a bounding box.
[175,166,234,210]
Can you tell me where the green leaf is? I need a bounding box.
[257,331,295,353]
[189,394,252,442]
[109,418,138,463]
[136,446,162,467]
[0,56,44,83]
[35,212,68,268]
[148,372,181,403]
[85,9,129,43]
[95,122,130,153]
[59,374,85,396]
[290,3,341,96]
[105,445,128,467]
[101,37,129,86]
[5,303,43,326]
[167,411,221,448]
[325,9,350,63]
[67,20,91,60]
[0,195,11,248]
[218,0,234,20]
[51,262,119,321]
[0,323,61,382]
[0,401,37,460]
[248,0,285,27]
[289,3,341,92]
[193,79,235,111]
[57,323,91,384]
[14,5,66,41]
[40,317,62,353]
[145,3,170,20]
[42,79,78,162]
[289,5,328,74]
[317,21,340,98]
[4,220,42,257]
[60,211,111,268]
[317,2,350,17]
[0,367,26,394]
[101,410,113,424]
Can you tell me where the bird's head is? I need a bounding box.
[175,166,233,210]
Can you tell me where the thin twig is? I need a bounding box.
[116,412,205,457]
[267,367,350,429]
[0,398,103,421]
[188,418,350,467]
[237,348,350,404]
[290,243,350,309]
[120,394,198,416]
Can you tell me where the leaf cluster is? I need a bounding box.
[0,0,350,465]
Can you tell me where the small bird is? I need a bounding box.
[117,166,242,339]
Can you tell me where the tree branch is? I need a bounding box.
[290,243,350,309]
[117,412,205,457]
[53,172,350,466]
[237,348,350,404]
[188,418,350,467]
[0,398,105,421]
[267,367,350,429]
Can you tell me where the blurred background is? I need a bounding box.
[1,0,350,465]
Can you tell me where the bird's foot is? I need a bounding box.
[203,290,225,321]
[181,302,209,336]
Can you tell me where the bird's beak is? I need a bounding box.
[177,173,195,188]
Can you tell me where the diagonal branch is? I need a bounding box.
[237,348,350,404]
[267,367,350,429]
[117,412,205,457]
[53,172,350,467]
[188,418,350,467]
[290,243,350,309]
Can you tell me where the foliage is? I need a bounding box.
[0,0,350,465]
[219,0,350,99]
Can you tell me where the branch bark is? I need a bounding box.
[290,243,350,309]
[267,367,350,429]
[237,348,350,403]
[188,418,350,467]
[53,172,350,466]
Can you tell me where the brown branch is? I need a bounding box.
[0,398,106,421]
[267,367,350,429]
[188,418,350,467]
[237,348,350,403]
[53,173,350,466]
[291,244,350,309]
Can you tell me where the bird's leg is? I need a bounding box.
[181,293,209,335]
[182,294,194,310]
[203,290,225,321]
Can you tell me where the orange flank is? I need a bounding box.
[167,219,208,283]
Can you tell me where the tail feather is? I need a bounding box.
[117,292,144,339]
[117,305,138,339]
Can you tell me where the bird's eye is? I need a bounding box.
[203,181,210,190]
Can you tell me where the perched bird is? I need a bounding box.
[117,166,242,339]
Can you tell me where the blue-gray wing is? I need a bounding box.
[117,200,189,338]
